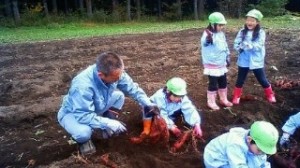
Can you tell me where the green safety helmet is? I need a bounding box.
[166,77,187,96]
[246,9,263,21]
[250,121,279,155]
[208,12,227,24]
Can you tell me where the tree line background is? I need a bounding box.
[0,0,299,26]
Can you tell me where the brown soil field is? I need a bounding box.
[0,28,300,168]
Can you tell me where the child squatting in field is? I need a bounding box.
[146,77,203,139]
[203,121,279,167]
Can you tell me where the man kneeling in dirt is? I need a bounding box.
[57,52,157,155]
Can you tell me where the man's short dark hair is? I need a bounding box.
[96,52,124,75]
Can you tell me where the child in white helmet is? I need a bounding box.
[203,121,279,168]
[147,77,203,138]
[232,9,276,104]
[200,12,233,111]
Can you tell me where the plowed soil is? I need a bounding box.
[1,28,300,168]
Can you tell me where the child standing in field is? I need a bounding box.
[200,12,232,110]
[232,9,276,104]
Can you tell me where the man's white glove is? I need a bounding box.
[94,116,127,134]
[105,119,127,134]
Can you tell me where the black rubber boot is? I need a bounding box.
[79,140,96,155]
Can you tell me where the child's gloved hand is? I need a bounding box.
[171,126,182,137]
[144,105,160,118]
[236,43,244,53]
[242,41,253,50]
[205,36,213,46]
[193,124,203,138]
[204,29,213,46]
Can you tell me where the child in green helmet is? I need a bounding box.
[146,77,203,138]
[203,121,279,167]
[200,12,232,111]
[232,9,276,105]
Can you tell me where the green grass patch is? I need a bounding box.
[0,15,300,44]
[0,21,205,44]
